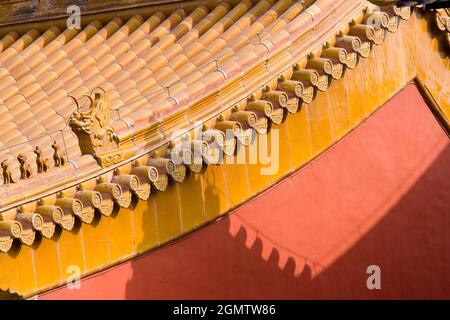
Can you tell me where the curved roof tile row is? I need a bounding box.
[0,0,304,186]
[0,0,413,252]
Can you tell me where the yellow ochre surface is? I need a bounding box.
[0,9,449,298]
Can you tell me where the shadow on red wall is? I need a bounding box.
[122,84,450,300]
[122,146,450,299]
[41,84,450,300]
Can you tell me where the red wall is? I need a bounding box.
[42,83,450,299]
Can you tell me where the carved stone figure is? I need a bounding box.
[17,154,32,179]
[34,146,49,173]
[52,141,66,167]
[69,91,119,155]
[1,160,14,185]
[42,158,49,172]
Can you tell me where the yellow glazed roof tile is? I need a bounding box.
[1,0,440,261]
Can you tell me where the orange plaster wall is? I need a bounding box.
[41,83,450,299]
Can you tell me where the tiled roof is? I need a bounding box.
[0,0,303,181]
[0,1,187,26]
[0,0,418,253]
[1,0,333,201]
